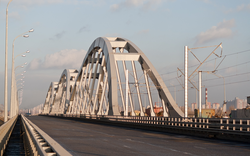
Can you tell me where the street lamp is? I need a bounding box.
[10,31,32,119]
[4,0,14,122]
[11,34,31,117]
[16,71,26,77]
[15,50,29,59]
[10,61,28,118]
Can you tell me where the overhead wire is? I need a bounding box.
[159,49,250,76]
[160,49,250,82]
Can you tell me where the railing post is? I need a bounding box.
[194,118,197,128]
[247,120,249,131]
[206,119,209,128]
[220,119,223,129]
[240,120,242,131]
[226,119,229,130]
[233,119,235,130]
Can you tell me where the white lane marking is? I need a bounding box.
[194,146,206,150]
[125,138,197,156]
[126,138,145,144]
[123,145,131,148]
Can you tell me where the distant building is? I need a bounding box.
[191,103,197,111]
[206,102,211,109]
[145,105,163,116]
[0,104,4,118]
[202,104,206,109]
[226,97,248,110]
[212,103,220,110]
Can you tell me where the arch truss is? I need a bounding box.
[42,37,184,117]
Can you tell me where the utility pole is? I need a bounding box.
[125,69,129,116]
[184,46,188,118]
[198,71,202,117]
[181,43,223,118]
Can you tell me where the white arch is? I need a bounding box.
[50,69,78,114]
[65,37,184,117]
[42,82,58,114]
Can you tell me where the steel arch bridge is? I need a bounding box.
[42,37,184,117]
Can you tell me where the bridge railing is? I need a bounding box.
[21,114,72,156]
[45,113,250,133]
[0,115,18,155]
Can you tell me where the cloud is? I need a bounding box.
[2,0,102,6]
[103,33,121,37]
[27,49,87,70]
[55,31,66,39]
[137,29,149,35]
[2,0,64,5]
[9,11,20,19]
[199,0,211,3]
[224,67,238,74]
[50,31,66,40]
[110,0,163,11]
[194,19,236,45]
[78,25,90,33]
[225,3,250,13]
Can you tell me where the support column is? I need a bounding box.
[184,46,188,118]
[144,70,155,117]
[125,69,129,116]
[131,61,144,116]
[198,71,202,118]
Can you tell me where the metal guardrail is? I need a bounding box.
[45,113,250,142]
[49,114,250,132]
[21,114,72,156]
[0,115,18,155]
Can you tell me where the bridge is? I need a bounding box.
[1,37,250,155]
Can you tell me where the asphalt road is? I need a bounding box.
[27,116,250,156]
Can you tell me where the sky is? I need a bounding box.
[0,0,250,110]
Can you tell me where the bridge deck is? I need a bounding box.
[27,116,250,156]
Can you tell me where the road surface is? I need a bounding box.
[27,116,250,156]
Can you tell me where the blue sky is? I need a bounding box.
[0,0,250,110]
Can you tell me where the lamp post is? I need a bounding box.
[17,88,24,109]
[4,0,13,122]
[10,62,27,118]
[10,29,33,118]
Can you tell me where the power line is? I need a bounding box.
[216,60,250,71]
[162,60,250,82]
[203,72,250,82]
[166,78,250,93]
[224,49,250,57]
[158,49,250,76]
[207,79,250,88]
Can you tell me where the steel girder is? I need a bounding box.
[42,37,184,117]
[43,82,58,114]
[49,69,78,114]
